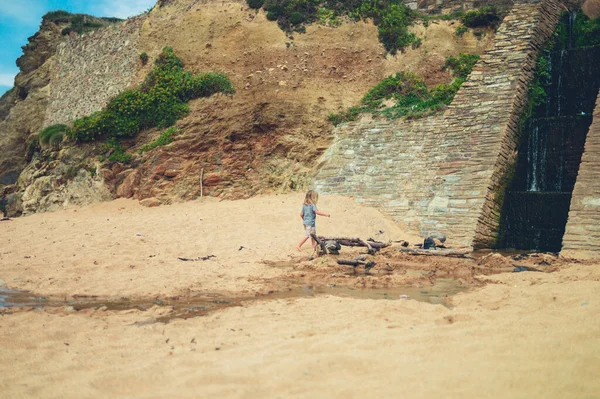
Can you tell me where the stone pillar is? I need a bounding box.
[562,89,600,256]
[472,0,564,247]
[314,0,565,247]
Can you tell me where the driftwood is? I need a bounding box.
[399,247,472,258]
[337,258,376,272]
[337,259,366,266]
[317,236,389,253]
[310,233,326,256]
[178,255,216,261]
[318,236,389,247]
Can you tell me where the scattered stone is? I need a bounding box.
[139,198,161,207]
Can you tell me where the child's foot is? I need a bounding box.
[296,246,302,252]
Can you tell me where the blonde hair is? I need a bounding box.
[303,190,319,205]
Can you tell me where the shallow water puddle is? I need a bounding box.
[0,279,466,323]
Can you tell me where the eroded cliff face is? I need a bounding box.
[1,0,499,215]
[0,19,65,190]
[119,0,495,202]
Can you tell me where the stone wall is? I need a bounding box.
[43,16,144,126]
[314,0,564,247]
[562,90,600,253]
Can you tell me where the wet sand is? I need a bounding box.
[0,193,599,398]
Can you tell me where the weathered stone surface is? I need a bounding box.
[314,0,564,247]
[562,89,600,253]
[43,16,144,126]
[116,170,141,198]
[139,197,161,207]
[20,168,112,215]
[0,20,67,192]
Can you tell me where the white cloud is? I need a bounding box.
[0,2,45,25]
[94,0,156,19]
[0,73,15,87]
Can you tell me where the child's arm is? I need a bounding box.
[315,210,330,218]
[300,211,304,221]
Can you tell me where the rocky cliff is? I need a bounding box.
[0,0,501,215]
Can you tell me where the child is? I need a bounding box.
[297,190,330,252]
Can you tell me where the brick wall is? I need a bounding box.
[43,16,144,127]
[314,0,564,248]
[562,90,600,253]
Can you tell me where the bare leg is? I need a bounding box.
[297,236,309,252]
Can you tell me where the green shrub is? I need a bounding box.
[248,0,265,9]
[554,10,600,48]
[39,124,70,149]
[442,53,480,79]
[101,138,132,164]
[460,6,500,28]
[44,10,123,36]
[139,52,149,65]
[329,53,480,124]
[68,47,234,142]
[138,127,179,154]
[362,72,429,108]
[455,25,468,36]
[328,106,360,126]
[253,0,421,53]
[289,11,306,25]
[26,136,40,162]
[43,10,72,22]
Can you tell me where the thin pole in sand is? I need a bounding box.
[200,167,204,199]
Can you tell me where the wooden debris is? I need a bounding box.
[337,257,376,272]
[337,259,366,267]
[318,236,389,248]
[178,255,216,261]
[398,247,472,258]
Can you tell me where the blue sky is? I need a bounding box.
[0,0,156,96]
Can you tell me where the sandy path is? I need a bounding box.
[1,194,599,398]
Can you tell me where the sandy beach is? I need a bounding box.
[1,193,599,398]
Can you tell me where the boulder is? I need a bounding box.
[139,197,161,207]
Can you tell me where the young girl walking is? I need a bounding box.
[297,190,330,252]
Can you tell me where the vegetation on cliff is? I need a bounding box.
[39,124,69,150]
[247,0,421,54]
[554,10,600,48]
[42,10,122,35]
[459,6,501,28]
[248,1,507,54]
[68,47,234,143]
[521,10,600,126]
[138,127,179,154]
[329,53,479,125]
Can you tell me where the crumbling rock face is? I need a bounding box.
[0,18,68,191]
[15,148,112,215]
[16,20,66,75]
[3,0,499,214]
